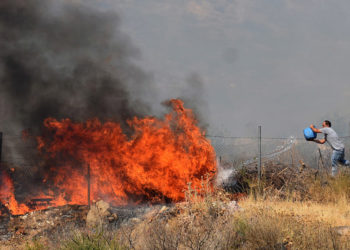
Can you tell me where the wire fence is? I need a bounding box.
[208,135,350,171]
[1,132,350,173]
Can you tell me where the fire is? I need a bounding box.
[0,171,30,215]
[0,99,216,215]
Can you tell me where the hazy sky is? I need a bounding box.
[100,0,350,137]
[55,1,350,137]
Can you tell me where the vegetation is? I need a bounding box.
[20,167,350,250]
[61,231,126,250]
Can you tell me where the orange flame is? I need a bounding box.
[0,171,30,215]
[0,99,216,214]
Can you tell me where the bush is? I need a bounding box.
[308,169,350,203]
[23,167,350,249]
[61,230,126,250]
[25,239,47,250]
[234,204,348,249]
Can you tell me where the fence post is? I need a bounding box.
[0,132,2,166]
[87,163,91,208]
[318,148,324,171]
[258,126,262,182]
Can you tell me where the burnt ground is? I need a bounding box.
[0,203,166,249]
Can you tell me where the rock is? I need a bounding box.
[334,226,350,236]
[86,200,111,228]
[227,201,240,211]
[107,213,118,222]
[130,218,141,224]
[20,215,28,220]
[96,200,110,214]
[158,206,168,214]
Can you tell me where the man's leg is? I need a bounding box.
[339,150,350,166]
[331,150,339,176]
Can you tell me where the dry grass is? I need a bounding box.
[237,199,350,249]
[112,172,350,249]
[239,162,350,203]
[128,170,350,249]
[21,168,350,250]
[241,198,350,229]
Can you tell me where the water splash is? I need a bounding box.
[216,136,296,186]
[216,159,236,186]
[241,136,296,166]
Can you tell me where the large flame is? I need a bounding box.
[0,99,216,215]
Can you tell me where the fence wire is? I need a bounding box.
[208,135,350,171]
[1,133,350,173]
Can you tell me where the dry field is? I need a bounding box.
[2,166,350,250]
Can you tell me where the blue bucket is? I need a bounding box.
[304,127,317,141]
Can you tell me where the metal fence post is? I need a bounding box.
[0,132,2,166]
[258,126,262,182]
[87,163,91,208]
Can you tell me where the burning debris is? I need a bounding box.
[27,198,53,210]
[0,0,156,209]
[0,99,216,216]
[0,1,219,247]
[0,0,216,217]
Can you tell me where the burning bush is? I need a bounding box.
[0,99,216,215]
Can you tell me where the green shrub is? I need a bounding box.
[25,239,47,250]
[61,230,126,250]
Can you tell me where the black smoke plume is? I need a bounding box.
[0,0,152,132]
[0,0,155,199]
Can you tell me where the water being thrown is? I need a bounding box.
[216,136,297,186]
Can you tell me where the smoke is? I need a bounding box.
[178,73,209,130]
[0,0,159,198]
[0,1,214,201]
[0,0,153,133]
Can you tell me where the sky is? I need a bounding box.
[4,0,350,138]
[87,0,350,138]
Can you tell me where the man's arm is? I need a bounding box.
[310,124,322,133]
[310,124,326,144]
[313,138,326,144]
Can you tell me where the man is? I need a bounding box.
[310,120,350,176]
